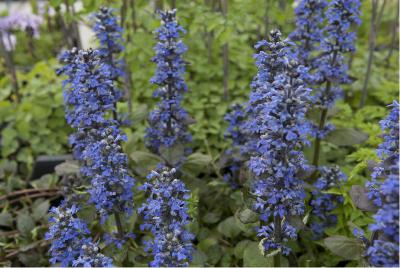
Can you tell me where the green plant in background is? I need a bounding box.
[0,0,398,267]
[0,60,69,178]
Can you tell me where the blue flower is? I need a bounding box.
[224,103,247,147]
[315,0,361,89]
[145,10,192,164]
[290,0,327,67]
[258,222,297,256]
[244,30,312,255]
[366,101,399,267]
[45,202,113,267]
[138,167,194,267]
[57,48,135,222]
[310,166,346,239]
[321,0,361,54]
[104,232,135,249]
[72,241,114,267]
[223,104,247,188]
[311,0,360,137]
[91,6,125,83]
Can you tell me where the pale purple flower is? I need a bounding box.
[0,11,43,37]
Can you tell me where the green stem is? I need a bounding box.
[312,107,328,168]
[114,212,124,239]
[273,254,281,267]
[359,0,378,108]
[221,0,229,100]
[288,252,298,267]
[273,215,282,267]
[204,139,224,180]
[311,46,337,176]
[0,32,20,102]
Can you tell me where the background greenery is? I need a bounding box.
[0,0,398,266]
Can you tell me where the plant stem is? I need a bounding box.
[311,46,337,170]
[273,253,281,267]
[221,0,229,100]
[264,0,269,38]
[312,107,328,167]
[359,0,378,108]
[288,252,298,267]
[64,0,81,49]
[0,32,20,102]
[204,139,224,180]
[114,212,125,239]
[273,215,282,267]
[130,0,138,32]
[26,29,37,60]
[121,0,128,27]
[385,0,399,67]
[154,0,164,11]
[121,0,134,117]
[0,188,59,201]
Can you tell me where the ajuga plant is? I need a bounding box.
[223,103,247,188]
[46,202,113,267]
[304,0,360,238]
[243,29,290,156]
[245,30,311,263]
[47,10,132,263]
[91,7,124,95]
[145,9,192,166]
[91,6,126,123]
[365,101,399,267]
[310,166,345,239]
[138,167,194,267]
[289,0,327,68]
[311,0,361,164]
[56,48,134,239]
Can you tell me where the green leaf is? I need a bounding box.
[0,212,13,227]
[349,185,377,212]
[243,241,273,267]
[298,254,316,267]
[18,252,41,267]
[17,213,35,237]
[234,240,251,259]
[54,160,80,176]
[288,216,306,231]
[235,208,259,224]
[202,211,221,224]
[180,153,212,176]
[303,211,311,225]
[0,86,12,101]
[217,216,242,238]
[31,106,51,119]
[197,238,221,265]
[326,128,369,146]
[30,174,58,189]
[32,200,50,221]
[230,190,244,205]
[78,206,98,223]
[130,103,148,123]
[265,248,281,258]
[159,143,185,167]
[198,237,218,251]
[129,151,162,177]
[1,127,19,157]
[220,252,233,267]
[324,235,365,260]
[190,249,208,266]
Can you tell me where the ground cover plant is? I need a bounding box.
[0,0,398,267]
